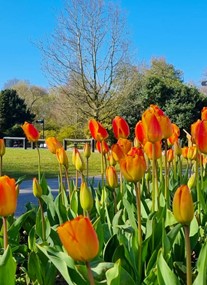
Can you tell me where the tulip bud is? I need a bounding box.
[187,173,196,189]
[83,142,91,158]
[45,137,62,154]
[173,185,194,225]
[80,182,93,212]
[33,177,42,198]
[106,166,118,188]
[56,147,69,169]
[75,149,85,172]
[0,139,5,156]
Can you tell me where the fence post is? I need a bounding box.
[63,139,67,150]
[91,139,95,152]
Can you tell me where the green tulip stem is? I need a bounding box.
[75,169,79,190]
[100,141,105,189]
[38,198,46,242]
[36,143,41,183]
[195,149,201,221]
[86,261,95,285]
[64,167,71,200]
[86,157,89,182]
[59,163,65,204]
[152,143,159,211]
[164,139,169,207]
[184,225,192,285]
[2,216,8,250]
[135,182,142,281]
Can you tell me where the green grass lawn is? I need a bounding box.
[2,147,102,180]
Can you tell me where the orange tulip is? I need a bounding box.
[135,120,147,146]
[194,120,207,154]
[201,106,207,120]
[0,176,17,216]
[83,142,91,158]
[45,137,62,154]
[182,146,189,159]
[117,138,132,154]
[96,141,109,154]
[21,122,40,142]
[144,141,162,160]
[88,119,108,141]
[191,119,201,144]
[106,166,118,188]
[111,143,125,162]
[167,123,180,146]
[150,105,173,139]
[112,116,130,139]
[56,147,69,169]
[57,215,99,262]
[119,147,146,183]
[167,148,174,163]
[142,107,162,143]
[0,139,5,156]
[173,185,194,225]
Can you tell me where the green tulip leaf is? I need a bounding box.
[157,250,180,285]
[193,242,207,285]
[0,246,16,285]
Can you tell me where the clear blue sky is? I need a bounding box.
[0,0,207,90]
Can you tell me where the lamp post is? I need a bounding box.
[36,119,45,139]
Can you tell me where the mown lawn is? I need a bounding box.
[2,147,102,180]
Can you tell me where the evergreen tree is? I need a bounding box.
[0,89,35,137]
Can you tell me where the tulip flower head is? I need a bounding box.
[57,216,99,262]
[173,185,194,226]
[96,141,109,155]
[22,122,40,142]
[106,166,118,188]
[32,177,42,198]
[144,141,162,160]
[0,139,5,157]
[45,137,62,154]
[80,182,93,212]
[56,147,69,169]
[193,120,207,154]
[201,106,207,120]
[119,147,147,183]
[88,119,108,141]
[135,120,147,146]
[112,116,130,139]
[0,176,17,217]
[142,106,162,143]
[151,105,173,139]
[83,142,91,158]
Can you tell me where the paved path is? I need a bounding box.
[16,177,101,216]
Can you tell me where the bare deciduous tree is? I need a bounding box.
[41,0,129,122]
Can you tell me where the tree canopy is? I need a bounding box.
[119,59,207,141]
[0,89,35,137]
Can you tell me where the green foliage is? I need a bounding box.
[0,89,35,137]
[119,59,207,142]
